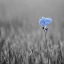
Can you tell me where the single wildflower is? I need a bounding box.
[39,17,52,30]
[39,17,52,64]
[39,17,52,27]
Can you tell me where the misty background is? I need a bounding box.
[0,0,64,41]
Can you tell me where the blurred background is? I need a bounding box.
[0,0,63,38]
[0,0,64,33]
[0,0,64,64]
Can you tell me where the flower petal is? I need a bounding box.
[45,18,52,23]
[39,17,52,27]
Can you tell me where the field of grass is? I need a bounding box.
[0,21,64,64]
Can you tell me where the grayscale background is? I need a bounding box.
[0,0,64,64]
[0,0,64,37]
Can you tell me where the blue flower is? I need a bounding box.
[39,17,52,27]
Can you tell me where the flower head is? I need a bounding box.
[39,17,52,27]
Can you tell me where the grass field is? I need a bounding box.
[0,21,64,64]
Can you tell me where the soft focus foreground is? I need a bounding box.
[0,22,64,64]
